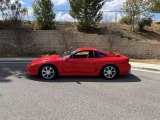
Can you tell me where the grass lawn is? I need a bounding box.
[130,59,160,65]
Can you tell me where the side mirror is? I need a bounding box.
[66,55,73,61]
[65,57,70,61]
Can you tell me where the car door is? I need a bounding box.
[63,51,96,73]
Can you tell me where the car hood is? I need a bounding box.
[32,54,60,63]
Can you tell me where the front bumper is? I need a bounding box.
[26,64,38,76]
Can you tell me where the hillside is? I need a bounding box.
[1,20,160,43]
[57,22,160,43]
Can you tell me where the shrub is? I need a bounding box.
[41,50,57,56]
[156,21,160,24]
[0,21,11,30]
[119,16,132,25]
[138,17,152,31]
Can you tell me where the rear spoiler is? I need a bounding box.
[112,52,121,57]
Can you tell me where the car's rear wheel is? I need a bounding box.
[40,65,57,80]
[102,65,118,80]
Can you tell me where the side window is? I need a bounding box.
[72,51,89,59]
[94,51,106,58]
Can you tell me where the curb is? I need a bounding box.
[0,58,36,62]
[132,67,160,72]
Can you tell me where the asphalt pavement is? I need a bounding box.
[0,62,160,120]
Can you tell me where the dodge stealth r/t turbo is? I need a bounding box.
[26,48,131,80]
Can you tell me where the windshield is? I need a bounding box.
[60,49,76,58]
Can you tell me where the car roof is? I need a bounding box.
[75,47,111,56]
[77,47,98,51]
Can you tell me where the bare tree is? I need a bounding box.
[0,0,27,21]
[101,24,118,52]
[0,0,33,56]
[12,28,33,56]
[123,0,150,31]
[59,30,74,55]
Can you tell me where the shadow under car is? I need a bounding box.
[26,74,141,83]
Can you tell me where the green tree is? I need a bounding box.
[69,0,106,32]
[33,0,56,30]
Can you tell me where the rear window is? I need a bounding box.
[94,51,106,58]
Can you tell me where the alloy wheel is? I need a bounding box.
[41,66,55,80]
[103,66,117,79]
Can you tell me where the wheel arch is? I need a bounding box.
[38,64,59,76]
[100,64,120,76]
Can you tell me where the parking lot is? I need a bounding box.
[0,62,160,120]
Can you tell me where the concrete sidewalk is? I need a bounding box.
[130,62,160,72]
[0,58,160,72]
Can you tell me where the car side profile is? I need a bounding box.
[26,48,131,80]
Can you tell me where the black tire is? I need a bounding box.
[102,65,118,80]
[39,65,57,80]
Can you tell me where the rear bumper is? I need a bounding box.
[119,63,131,75]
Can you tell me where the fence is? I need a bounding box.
[53,10,160,23]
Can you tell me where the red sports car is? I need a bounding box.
[26,48,131,80]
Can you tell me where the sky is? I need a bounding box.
[1,0,160,22]
[22,0,128,22]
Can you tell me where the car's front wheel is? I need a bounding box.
[40,65,57,80]
[102,65,118,80]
